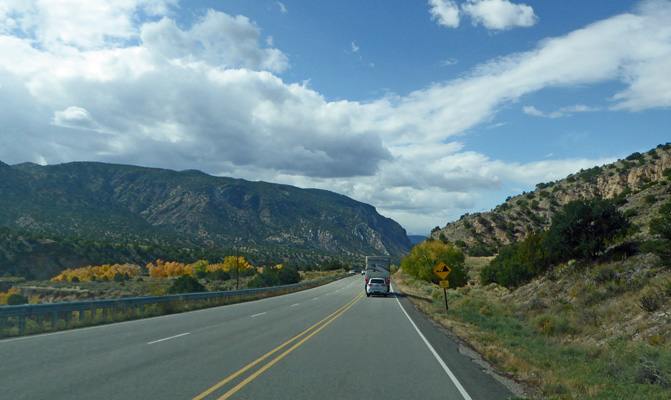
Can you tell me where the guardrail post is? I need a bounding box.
[19,315,26,334]
[52,312,58,329]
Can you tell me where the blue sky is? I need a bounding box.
[0,0,670,236]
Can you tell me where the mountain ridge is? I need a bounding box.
[0,161,412,261]
[430,143,671,253]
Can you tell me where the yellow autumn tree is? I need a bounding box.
[222,256,252,273]
[0,287,22,305]
[51,264,141,281]
[147,260,194,278]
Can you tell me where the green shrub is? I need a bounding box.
[634,357,671,388]
[480,240,537,289]
[644,195,658,204]
[533,313,576,336]
[638,289,664,312]
[167,275,206,294]
[626,152,643,161]
[248,266,300,288]
[211,269,231,281]
[467,244,493,257]
[321,260,345,271]
[543,199,629,263]
[594,266,618,285]
[577,166,603,183]
[7,293,29,305]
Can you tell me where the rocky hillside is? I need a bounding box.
[0,161,412,259]
[430,143,671,253]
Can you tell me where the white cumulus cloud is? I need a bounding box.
[429,0,537,31]
[429,0,460,28]
[462,0,537,30]
[0,0,669,234]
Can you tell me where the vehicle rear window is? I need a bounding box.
[370,278,384,284]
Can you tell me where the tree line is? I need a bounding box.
[400,198,671,291]
[479,198,671,289]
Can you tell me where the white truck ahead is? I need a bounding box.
[364,256,391,294]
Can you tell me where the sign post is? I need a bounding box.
[433,262,452,311]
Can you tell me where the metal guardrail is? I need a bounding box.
[0,275,346,336]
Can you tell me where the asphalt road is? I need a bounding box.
[0,276,518,399]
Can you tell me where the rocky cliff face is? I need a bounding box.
[0,162,412,258]
[430,144,671,252]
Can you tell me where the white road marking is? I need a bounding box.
[251,312,267,318]
[147,332,190,345]
[291,303,300,307]
[395,296,473,400]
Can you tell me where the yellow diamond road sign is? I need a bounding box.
[433,262,452,280]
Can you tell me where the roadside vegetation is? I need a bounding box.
[0,257,352,306]
[0,259,350,337]
[395,198,671,399]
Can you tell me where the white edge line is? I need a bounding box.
[147,332,190,345]
[395,296,473,400]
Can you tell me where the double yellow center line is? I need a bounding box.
[192,291,364,400]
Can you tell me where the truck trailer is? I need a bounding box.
[364,256,391,294]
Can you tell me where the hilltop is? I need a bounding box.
[429,143,671,254]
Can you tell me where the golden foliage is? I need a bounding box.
[146,257,256,278]
[0,287,22,305]
[47,257,258,281]
[51,263,141,281]
[221,256,253,272]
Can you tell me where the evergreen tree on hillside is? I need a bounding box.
[543,199,629,263]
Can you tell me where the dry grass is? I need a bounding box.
[393,256,671,399]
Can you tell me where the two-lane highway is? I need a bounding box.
[0,276,518,399]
